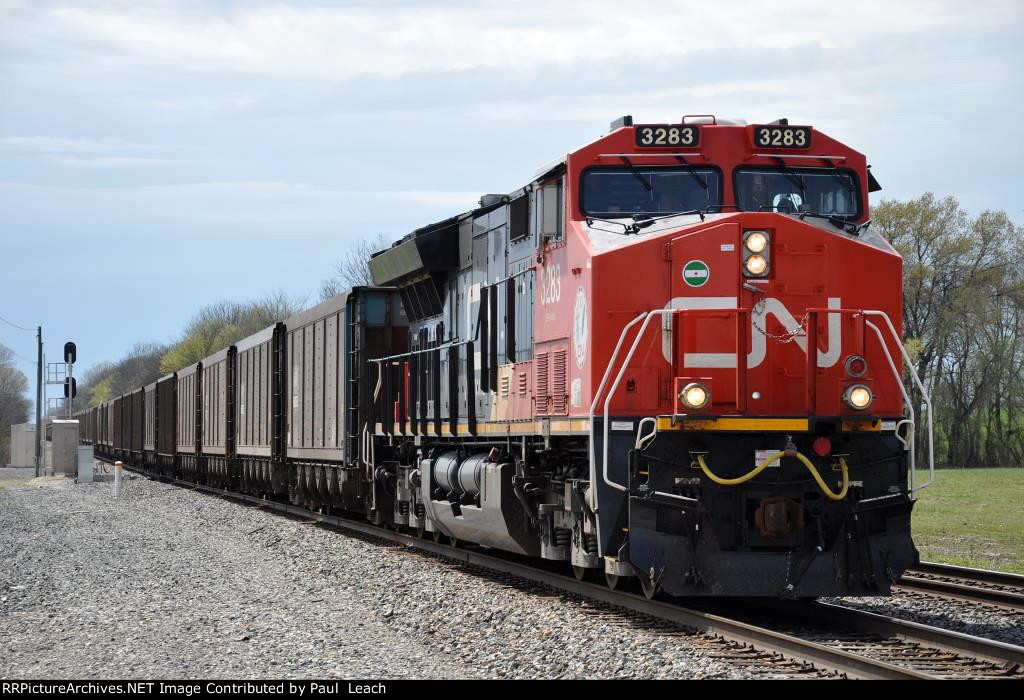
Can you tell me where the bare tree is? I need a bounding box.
[0,344,31,464]
[319,234,391,301]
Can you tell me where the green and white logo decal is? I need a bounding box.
[682,260,710,287]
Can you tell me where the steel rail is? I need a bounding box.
[114,465,933,679]
[897,562,1024,612]
[913,561,1024,588]
[774,601,1024,668]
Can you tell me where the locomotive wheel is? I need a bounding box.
[431,530,443,544]
[637,572,659,600]
[605,572,622,591]
[414,525,426,539]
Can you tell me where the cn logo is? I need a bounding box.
[660,297,842,369]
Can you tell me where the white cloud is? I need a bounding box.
[42,154,184,167]
[0,180,481,225]
[0,136,142,153]
[0,135,184,167]
[11,1,1018,80]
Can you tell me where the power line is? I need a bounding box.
[9,350,38,365]
[0,313,36,332]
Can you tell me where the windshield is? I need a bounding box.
[734,167,861,218]
[582,166,722,217]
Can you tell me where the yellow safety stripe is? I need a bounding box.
[373,418,591,438]
[374,416,884,437]
[840,419,882,432]
[656,416,809,432]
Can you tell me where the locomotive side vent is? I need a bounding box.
[552,349,568,415]
[535,352,549,415]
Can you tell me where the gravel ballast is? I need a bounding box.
[1,473,750,679]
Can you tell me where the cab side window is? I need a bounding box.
[536,178,563,245]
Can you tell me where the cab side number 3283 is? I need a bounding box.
[540,264,561,305]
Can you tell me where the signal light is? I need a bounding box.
[745,255,768,276]
[741,230,771,277]
[744,231,769,253]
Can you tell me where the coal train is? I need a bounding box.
[78,115,934,599]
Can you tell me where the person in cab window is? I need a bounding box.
[775,194,799,213]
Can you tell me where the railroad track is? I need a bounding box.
[897,562,1024,613]
[109,462,1024,679]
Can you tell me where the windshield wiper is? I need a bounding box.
[585,216,632,232]
[796,211,861,235]
[773,156,806,196]
[634,210,706,225]
[821,157,856,195]
[620,156,652,191]
[586,210,706,235]
[674,155,709,192]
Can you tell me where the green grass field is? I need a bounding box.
[911,467,1024,573]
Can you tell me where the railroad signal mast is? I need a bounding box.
[44,341,77,418]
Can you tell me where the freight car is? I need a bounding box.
[81,115,934,599]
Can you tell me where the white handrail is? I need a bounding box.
[587,312,647,509]
[601,310,677,495]
[865,321,917,492]
[864,311,935,492]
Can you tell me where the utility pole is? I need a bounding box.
[35,326,42,478]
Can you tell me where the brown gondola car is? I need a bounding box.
[155,373,176,476]
[101,400,113,457]
[143,382,157,470]
[235,323,285,496]
[284,290,405,516]
[175,362,201,482]
[111,395,124,460]
[128,387,144,464]
[200,346,235,489]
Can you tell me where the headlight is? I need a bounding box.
[843,384,873,410]
[679,382,710,410]
[744,230,769,253]
[745,255,768,276]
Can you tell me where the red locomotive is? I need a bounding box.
[367,114,933,597]
[84,114,934,599]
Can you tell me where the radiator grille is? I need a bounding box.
[551,349,568,415]
[535,352,549,415]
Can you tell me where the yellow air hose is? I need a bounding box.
[696,451,850,501]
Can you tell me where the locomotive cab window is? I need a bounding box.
[537,179,563,244]
[734,167,861,219]
[581,166,723,217]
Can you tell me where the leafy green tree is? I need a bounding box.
[159,292,299,374]
[875,194,1024,467]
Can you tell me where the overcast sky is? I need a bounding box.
[1,0,1022,410]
